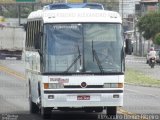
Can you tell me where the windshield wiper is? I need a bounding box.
[64,45,81,72]
[92,40,104,73]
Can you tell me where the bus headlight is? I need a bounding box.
[44,83,64,89]
[103,83,123,88]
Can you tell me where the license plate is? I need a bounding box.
[152,60,155,62]
[77,95,90,100]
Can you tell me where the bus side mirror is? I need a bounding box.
[23,24,27,31]
[20,23,27,31]
[125,39,133,55]
[35,32,43,50]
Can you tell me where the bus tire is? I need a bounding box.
[106,107,117,118]
[95,107,103,112]
[41,107,52,119]
[16,56,21,60]
[29,85,39,113]
[84,108,94,113]
[30,101,39,113]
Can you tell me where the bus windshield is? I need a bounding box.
[43,23,124,73]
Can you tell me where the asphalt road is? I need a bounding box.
[0,58,160,120]
[124,84,160,114]
[0,60,25,75]
[0,70,28,113]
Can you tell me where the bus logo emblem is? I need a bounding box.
[80,82,87,88]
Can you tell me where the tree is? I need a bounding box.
[137,11,160,44]
[154,33,160,45]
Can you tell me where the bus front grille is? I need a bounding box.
[64,85,103,88]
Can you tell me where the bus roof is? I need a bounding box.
[27,9,122,23]
[43,3,104,10]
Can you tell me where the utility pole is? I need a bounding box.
[18,4,21,26]
[139,2,144,56]
[121,0,123,22]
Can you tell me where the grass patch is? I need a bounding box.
[125,68,160,87]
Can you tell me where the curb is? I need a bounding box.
[125,82,160,88]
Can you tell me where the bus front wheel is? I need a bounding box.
[38,83,52,119]
[41,107,52,119]
[29,85,39,113]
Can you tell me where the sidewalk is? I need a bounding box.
[126,55,160,80]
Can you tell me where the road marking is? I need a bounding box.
[0,65,25,80]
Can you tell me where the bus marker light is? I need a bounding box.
[44,83,49,89]
[48,95,54,99]
[118,83,123,88]
[113,94,119,98]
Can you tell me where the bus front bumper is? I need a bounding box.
[42,90,123,107]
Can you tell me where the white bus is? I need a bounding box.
[25,8,126,118]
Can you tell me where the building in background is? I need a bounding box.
[119,0,135,19]
[119,0,141,32]
[140,0,159,15]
